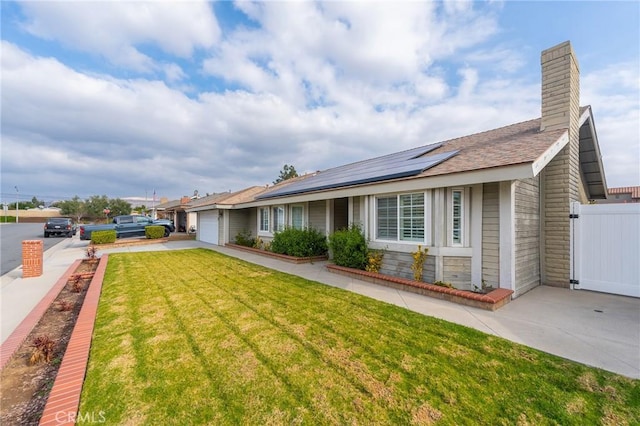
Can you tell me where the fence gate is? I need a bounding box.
[570,202,640,298]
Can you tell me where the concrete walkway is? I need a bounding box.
[2,238,638,379]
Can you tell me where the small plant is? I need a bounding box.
[235,229,256,247]
[91,230,116,244]
[472,279,492,294]
[263,241,272,252]
[433,280,455,289]
[69,275,84,293]
[365,250,384,273]
[57,300,73,311]
[30,335,56,365]
[145,225,165,239]
[411,245,429,281]
[253,236,264,250]
[86,246,98,261]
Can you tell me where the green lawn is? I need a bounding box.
[79,249,639,425]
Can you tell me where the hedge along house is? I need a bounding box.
[192,41,608,298]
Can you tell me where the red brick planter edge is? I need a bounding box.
[226,243,328,264]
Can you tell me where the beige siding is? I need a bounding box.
[229,210,252,243]
[308,201,326,234]
[515,177,541,295]
[482,183,500,288]
[443,256,472,289]
[379,251,436,283]
[352,197,361,224]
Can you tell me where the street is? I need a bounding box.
[0,223,67,275]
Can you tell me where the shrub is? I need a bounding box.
[328,225,368,270]
[235,229,256,247]
[365,250,384,273]
[411,245,429,281]
[271,227,328,257]
[30,335,55,365]
[91,230,116,244]
[145,225,165,239]
[85,246,98,260]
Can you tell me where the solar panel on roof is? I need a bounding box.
[257,143,458,200]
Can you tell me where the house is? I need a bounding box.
[155,196,198,232]
[190,41,610,298]
[604,186,640,203]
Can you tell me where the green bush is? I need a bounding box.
[145,226,165,239]
[91,230,116,244]
[1,216,16,223]
[235,229,255,247]
[271,227,328,257]
[328,225,368,270]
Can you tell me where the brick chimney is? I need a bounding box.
[180,196,190,204]
[540,41,581,287]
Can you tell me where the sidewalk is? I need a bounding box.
[2,239,638,379]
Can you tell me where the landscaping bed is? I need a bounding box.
[226,243,328,264]
[0,259,99,425]
[326,264,513,311]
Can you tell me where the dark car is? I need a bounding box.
[44,217,77,238]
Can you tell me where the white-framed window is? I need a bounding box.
[451,189,463,246]
[272,205,285,233]
[259,207,269,232]
[290,205,304,230]
[376,193,425,242]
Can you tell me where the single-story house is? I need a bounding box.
[155,197,198,232]
[601,186,640,203]
[189,41,610,298]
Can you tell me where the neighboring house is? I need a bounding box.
[604,186,640,203]
[191,41,610,298]
[155,196,198,232]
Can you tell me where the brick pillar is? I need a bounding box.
[22,240,43,278]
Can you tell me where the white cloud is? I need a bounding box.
[19,1,220,72]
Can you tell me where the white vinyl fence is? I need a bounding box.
[570,202,640,298]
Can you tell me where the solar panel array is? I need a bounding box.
[257,143,459,199]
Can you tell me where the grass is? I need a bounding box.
[79,249,640,425]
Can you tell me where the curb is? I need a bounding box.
[39,254,109,426]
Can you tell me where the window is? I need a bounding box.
[290,205,304,230]
[376,196,398,240]
[452,189,463,245]
[272,206,285,232]
[259,207,269,232]
[399,193,424,241]
[377,193,425,242]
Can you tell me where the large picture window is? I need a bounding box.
[376,193,425,242]
[452,189,463,245]
[399,193,424,241]
[259,207,269,232]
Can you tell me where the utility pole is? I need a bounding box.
[15,186,19,224]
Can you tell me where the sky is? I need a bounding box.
[1,0,639,205]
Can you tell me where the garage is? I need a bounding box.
[198,210,219,245]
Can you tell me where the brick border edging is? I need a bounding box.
[39,254,109,426]
[225,243,329,264]
[326,264,513,311]
[0,260,83,371]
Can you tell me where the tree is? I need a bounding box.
[108,198,132,217]
[57,196,87,222]
[273,164,299,184]
[85,195,110,219]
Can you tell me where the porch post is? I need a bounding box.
[471,184,483,286]
[499,181,516,290]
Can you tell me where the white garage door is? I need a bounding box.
[198,211,219,245]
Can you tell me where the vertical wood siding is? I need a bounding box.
[229,210,252,242]
[514,177,541,295]
[482,183,500,287]
[308,201,326,234]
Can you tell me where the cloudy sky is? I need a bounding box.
[1,1,638,204]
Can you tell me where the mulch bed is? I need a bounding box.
[0,260,98,425]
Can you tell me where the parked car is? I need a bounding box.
[44,217,77,238]
[79,215,175,240]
